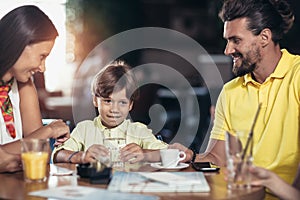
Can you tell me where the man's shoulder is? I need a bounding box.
[223,76,244,90]
[290,54,300,70]
[279,50,300,79]
[281,49,300,67]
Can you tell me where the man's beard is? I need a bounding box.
[232,48,260,77]
[233,59,256,77]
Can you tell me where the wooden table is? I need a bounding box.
[0,163,265,200]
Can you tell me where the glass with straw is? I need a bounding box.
[225,103,261,189]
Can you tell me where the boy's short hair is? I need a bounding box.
[91,60,139,102]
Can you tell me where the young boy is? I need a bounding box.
[52,61,167,164]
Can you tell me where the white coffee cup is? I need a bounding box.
[160,149,186,168]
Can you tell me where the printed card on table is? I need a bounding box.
[108,171,210,193]
[29,185,159,200]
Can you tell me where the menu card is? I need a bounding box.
[29,185,159,200]
[108,171,210,193]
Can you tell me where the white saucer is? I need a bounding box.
[50,164,74,176]
[150,162,189,170]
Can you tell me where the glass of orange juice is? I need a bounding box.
[21,138,50,182]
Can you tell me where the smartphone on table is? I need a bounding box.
[191,162,220,173]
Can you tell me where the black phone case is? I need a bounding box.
[192,162,220,172]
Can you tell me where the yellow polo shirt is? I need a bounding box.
[211,49,300,184]
[52,117,168,161]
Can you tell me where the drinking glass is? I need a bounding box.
[103,131,127,169]
[21,138,50,182]
[225,130,253,189]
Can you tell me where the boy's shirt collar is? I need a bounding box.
[95,116,128,133]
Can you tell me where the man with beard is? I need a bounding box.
[171,0,300,194]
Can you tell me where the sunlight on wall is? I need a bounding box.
[0,0,74,96]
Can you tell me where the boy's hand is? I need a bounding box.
[83,144,109,163]
[120,143,144,163]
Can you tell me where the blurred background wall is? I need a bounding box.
[66,0,300,151]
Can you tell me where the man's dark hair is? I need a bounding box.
[219,0,294,44]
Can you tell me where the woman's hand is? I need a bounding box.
[249,165,300,200]
[0,147,22,173]
[45,120,70,142]
[249,165,274,187]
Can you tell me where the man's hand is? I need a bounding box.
[168,143,194,163]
